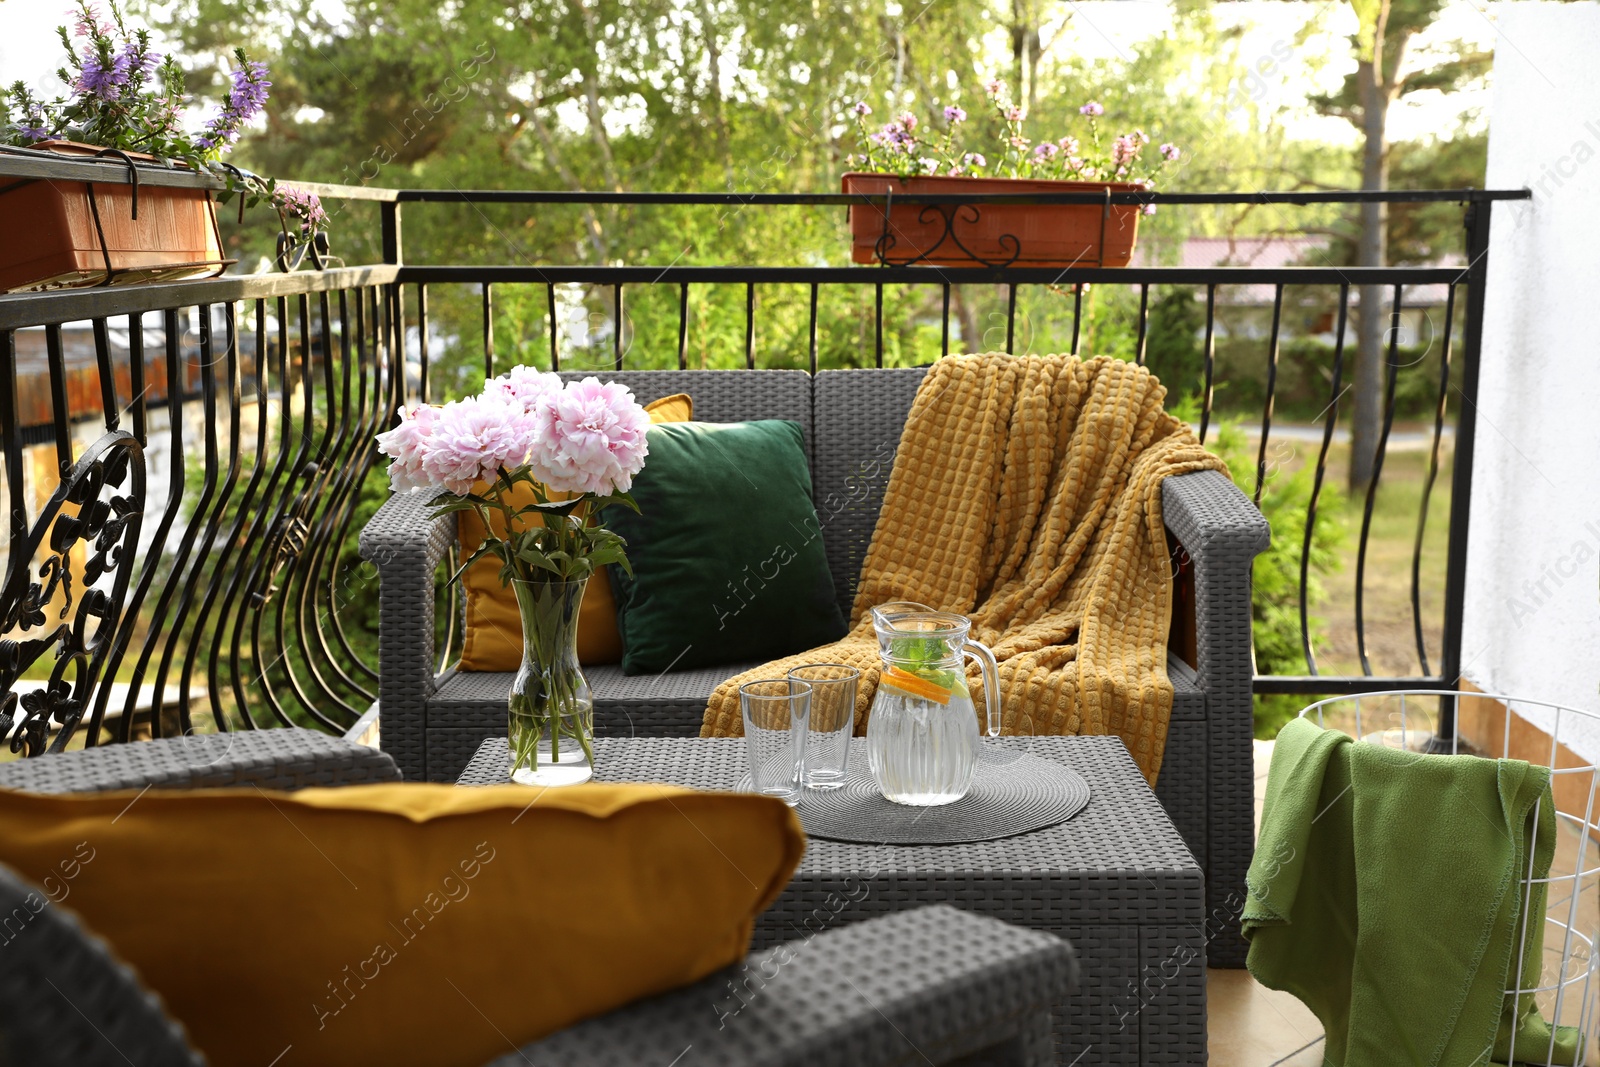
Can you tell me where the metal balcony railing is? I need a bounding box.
[0,155,1530,753]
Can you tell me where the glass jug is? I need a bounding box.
[866,602,1000,806]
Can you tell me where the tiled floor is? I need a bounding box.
[1206,739,1327,1065]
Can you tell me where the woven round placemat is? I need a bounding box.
[756,743,1091,846]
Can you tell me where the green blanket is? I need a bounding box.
[1244,716,1583,1066]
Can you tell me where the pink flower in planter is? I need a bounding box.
[1079,101,1104,117]
[1058,136,1079,155]
[1004,106,1024,122]
[853,101,872,117]
[529,378,651,496]
[420,395,536,495]
[1160,142,1181,161]
[897,112,918,132]
[376,403,441,493]
[984,79,1005,97]
[964,152,987,169]
[1112,135,1139,167]
[944,105,967,124]
[1033,142,1059,161]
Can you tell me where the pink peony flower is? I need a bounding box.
[375,403,440,493]
[528,378,651,496]
[483,364,562,414]
[420,395,537,496]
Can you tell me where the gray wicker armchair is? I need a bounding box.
[359,368,1270,965]
[0,732,1076,1067]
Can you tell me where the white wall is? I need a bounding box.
[1465,3,1600,757]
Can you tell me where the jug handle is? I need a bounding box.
[963,639,1001,738]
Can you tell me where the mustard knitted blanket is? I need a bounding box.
[701,353,1227,783]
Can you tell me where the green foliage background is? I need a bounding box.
[117,0,1485,738]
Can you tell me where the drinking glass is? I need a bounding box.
[740,678,811,805]
[787,664,859,790]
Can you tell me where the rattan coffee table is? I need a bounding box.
[458,734,1205,1066]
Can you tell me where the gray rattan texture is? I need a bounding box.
[365,367,1269,968]
[459,734,1203,1067]
[0,863,203,1067]
[750,739,1090,845]
[0,869,1070,1067]
[498,904,1075,1067]
[0,728,400,794]
[1160,469,1271,966]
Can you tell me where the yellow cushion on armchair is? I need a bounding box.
[457,392,693,670]
[0,779,803,1067]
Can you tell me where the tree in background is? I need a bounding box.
[1310,0,1488,491]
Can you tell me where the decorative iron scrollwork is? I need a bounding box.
[0,431,144,755]
[874,202,1024,269]
[250,461,319,608]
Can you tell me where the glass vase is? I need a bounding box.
[508,578,595,786]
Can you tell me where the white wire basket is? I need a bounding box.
[1299,690,1600,1066]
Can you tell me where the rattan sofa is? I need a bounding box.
[0,730,1077,1067]
[360,367,1271,965]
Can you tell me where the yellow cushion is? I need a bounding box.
[0,780,803,1067]
[458,392,693,670]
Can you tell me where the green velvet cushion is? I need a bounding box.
[608,420,847,675]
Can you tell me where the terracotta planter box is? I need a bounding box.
[843,172,1145,268]
[0,142,224,293]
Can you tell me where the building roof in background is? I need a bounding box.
[1132,235,1455,307]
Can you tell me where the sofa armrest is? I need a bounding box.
[359,489,456,782]
[0,863,204,1067]
[499,904,1076,1067]
[0,729,400,794]
[1161,469,1270,696]
[1160,468,1269,968]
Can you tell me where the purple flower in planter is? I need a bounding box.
[75,49,133,98]
[1079,101,1104,117]
[18,105,48,142]
[1058,135,1079,155]
[73,5,112,38]
[1159,142,1181,161]
[1033,142,1059,160]
[853,101,872,117]
[121,40,159,85]
[944,105,966,124]
[963,152,987,169]
[229,60,271,120]
[197,56,271,155]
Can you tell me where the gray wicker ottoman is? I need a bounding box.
[459,735,1205,1066]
